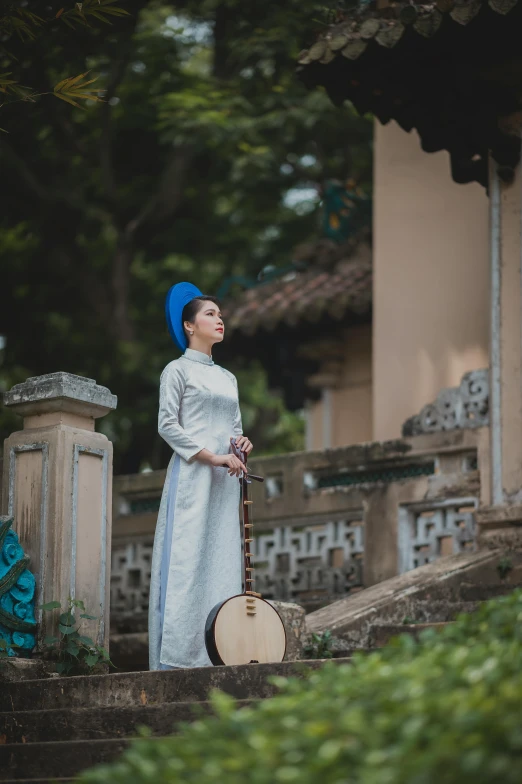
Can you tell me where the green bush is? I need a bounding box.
[79,590,522,784]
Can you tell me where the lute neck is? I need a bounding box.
[230,438,263,598]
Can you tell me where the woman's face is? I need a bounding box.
[186,300,224,345]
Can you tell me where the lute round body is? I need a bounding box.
[205,593,286,665]
[205,439,287,666]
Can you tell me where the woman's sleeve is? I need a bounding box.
[231,374,243,438]
[158,364,205,463]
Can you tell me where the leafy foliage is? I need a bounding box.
[497,556,513,580]
[303,629,333,659]
[40,598,112,675]
[0,0,372,472]
[0,1,129,112]
[0,636,18,668]
[79,590,522,784]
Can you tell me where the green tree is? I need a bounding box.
[0,1,372,472]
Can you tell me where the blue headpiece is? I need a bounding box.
[165,282,203,352]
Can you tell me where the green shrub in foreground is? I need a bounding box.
[79,590,522,784]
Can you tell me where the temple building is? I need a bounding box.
[221,104,492,449]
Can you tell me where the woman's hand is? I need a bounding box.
[210,452,247,477]
[234,435,253,455]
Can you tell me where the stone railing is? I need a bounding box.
[111,427,487,619]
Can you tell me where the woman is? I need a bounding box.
[149,282,253,670]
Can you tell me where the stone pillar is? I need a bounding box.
[477,153,522,546]
[1,373,117,648]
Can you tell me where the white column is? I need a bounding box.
[478,149,522,544]
[322,388,332,450]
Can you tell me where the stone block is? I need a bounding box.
[269,600,306,660]
[4,372,116,421]
[2,373,117,651]
[0,657,56,683]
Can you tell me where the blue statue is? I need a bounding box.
[0,516,36,657]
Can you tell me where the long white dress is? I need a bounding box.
[148,347,243,670]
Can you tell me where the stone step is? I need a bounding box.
[0,739,130,781]
[406,599,480,623]
[0,658,348,713]
[368,622,450,648]
[0,699,254,743]
[1,780,76,783]
[458,581,522,602]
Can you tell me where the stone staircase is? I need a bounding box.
[1,550,520,783]
[0,658,349,783]
[364,582,505,648]
[307,549,522,651]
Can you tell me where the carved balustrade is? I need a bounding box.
[111,427,487,619]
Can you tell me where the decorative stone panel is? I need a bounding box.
[398,498,477,574]
[110,537,153,615]
[110,520,364,616]
[402,369,488,436]
[253,518,364,605]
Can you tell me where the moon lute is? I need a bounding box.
[205,438,287,666]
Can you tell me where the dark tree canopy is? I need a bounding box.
[0,0,372,473]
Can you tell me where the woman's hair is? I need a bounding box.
[182,295,221,333]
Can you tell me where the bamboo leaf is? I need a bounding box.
[93,6,130,16]
[54,72,103,108]
[68,92,103,102]
[88,10,113,24]
[54,93,82,108]
[18,10,44,26]
[55,70,91,90]
[60,15,77,29]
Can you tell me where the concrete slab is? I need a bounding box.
[0,658,350,713]
[305,549,512,647]
[0,738,129,781]
[0,699,254,743]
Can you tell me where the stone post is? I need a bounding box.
[476,153,522,547]
[1,373,117,649]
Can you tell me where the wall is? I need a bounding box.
[373,120,490,441]
[305,324,373,450]
[332,324,372,446]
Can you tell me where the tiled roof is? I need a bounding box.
[223,241,372,336]
[297,0,522,186]
[298,0,518,64]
